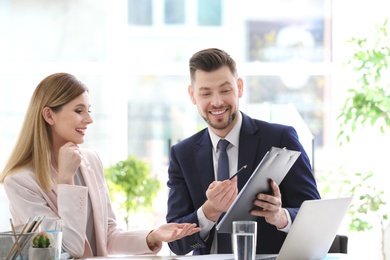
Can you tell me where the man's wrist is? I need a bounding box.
[197,207,216,240]
[277,208,292,232]
[202,201,222,222]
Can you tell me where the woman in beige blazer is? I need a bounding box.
[0,73,200,258]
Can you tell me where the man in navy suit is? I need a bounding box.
[166,48,321,255]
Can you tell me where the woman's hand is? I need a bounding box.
[146,223,201,251]
[57,142,82,185]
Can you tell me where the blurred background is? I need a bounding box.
[0,0,389,258]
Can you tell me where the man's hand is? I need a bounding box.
[250,179,288,229]
[202,177,238,222]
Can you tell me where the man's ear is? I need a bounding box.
[42,107,55,125]
[188,85,196,105]
[237,77,244,98]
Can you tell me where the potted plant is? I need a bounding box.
[104,156,161,230]
[28,231,56,260]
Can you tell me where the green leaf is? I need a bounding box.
[104,156,162,228]
[337,19,390,142]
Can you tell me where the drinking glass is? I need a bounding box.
[232,221,257,260]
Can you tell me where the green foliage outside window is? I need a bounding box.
[335,19,390,260]
[337,19,390,144]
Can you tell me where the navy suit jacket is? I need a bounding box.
[166,112,321,255]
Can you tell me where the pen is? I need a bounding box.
[27,216,38,233]
[229,165,247,180]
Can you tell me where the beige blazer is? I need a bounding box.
[3,148,159,258]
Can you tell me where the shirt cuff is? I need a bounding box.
[278,208,292,233]
[197,207,216,240]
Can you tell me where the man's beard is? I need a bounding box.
[202,111,237,130]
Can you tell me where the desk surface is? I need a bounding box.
[83,253,349,259]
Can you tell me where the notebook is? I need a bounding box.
[216,147,301,233]
[256,197,353,260]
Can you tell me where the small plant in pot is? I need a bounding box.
[28,231,56,260]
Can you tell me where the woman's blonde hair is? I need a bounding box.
[0,73,88,191]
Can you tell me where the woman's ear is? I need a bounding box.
[42,107,55,125]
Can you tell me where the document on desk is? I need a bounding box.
[216,146,301,233]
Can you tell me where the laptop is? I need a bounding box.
[256,197,353,260]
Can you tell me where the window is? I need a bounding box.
[128,0,222,27]
[165,0,185,24]
[128,0,152,26]
[197,0,222,26]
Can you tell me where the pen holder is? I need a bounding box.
[0,231,36,260]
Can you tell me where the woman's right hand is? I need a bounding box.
[57,142,82,185]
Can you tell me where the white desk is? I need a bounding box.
[84,253,349,259]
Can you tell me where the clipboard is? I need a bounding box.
[216,146,301,233]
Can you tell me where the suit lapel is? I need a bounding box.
[237,113,261,190]
[194,129,215,193]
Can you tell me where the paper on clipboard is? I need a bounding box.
[216,146,301,233]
